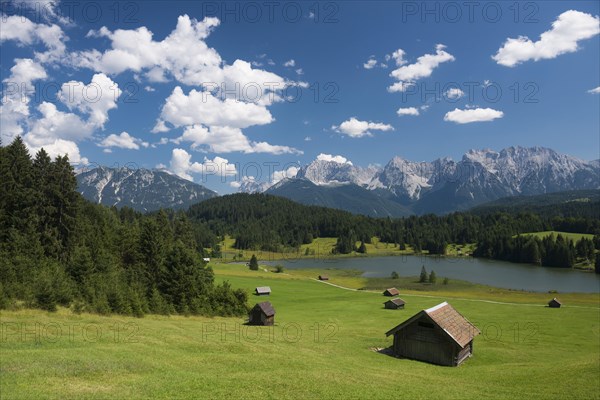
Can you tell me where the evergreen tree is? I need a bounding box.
[249,254,259,271]
[429,270,437,284]
[419,265,428,283]
[391,271,399,279]
[357,241,367,254]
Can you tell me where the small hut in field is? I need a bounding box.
[548,298,562,308]
[384,298,405,310]
[255,286,271,296]
[318,275,329,281]
[248,302,275,326]
[385,302,480,366]
[383,288,399,297]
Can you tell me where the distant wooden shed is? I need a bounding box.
[385,302,480,366]
[383,288,400,297]
[248,302,275,326]
[384,298,406,310]
[548,298,562,308]
[255,286,271,296]
[318,275,329,281]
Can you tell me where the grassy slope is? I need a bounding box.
[217,236,476,262]
[518,231,595,242]
[1,263,599,399]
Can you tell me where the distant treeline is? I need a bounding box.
[0,137,247,315]
[188,193,600,271]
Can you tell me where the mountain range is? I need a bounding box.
[76,166,217,212]
[77,146,599,216]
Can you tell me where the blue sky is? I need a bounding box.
[1,0,599,193]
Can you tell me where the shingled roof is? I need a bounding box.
[255,301,275,317]
[385,302,480,348]
[384,298,406,306]
[255,286,271,294]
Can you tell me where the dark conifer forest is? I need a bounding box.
[0,137,247,316]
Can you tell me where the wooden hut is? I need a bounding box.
[385,302,480,366]
[383,288,400,297]
[318,275,329,281]
[548,298,562,308]
[255,286,271,296]
[384,298,406,310]
[248,302,275,326]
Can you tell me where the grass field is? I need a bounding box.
[1,262,599,399]
[217,236,475,262]
[518,231,595,242]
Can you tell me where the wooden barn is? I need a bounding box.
[383,288,400,297]
[255,286,271,296]
[385,302,480,366]
[384,298,405,310]
[548,298,562,308]
[248,302,275,326]
[318,275,329,281]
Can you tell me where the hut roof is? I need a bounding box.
[384,288,400,295]
[385,302,480,348]
[319,275,329,280]
[549,297,562,305]
[255,286,271,294]
[384,298,406,306]
[255,301,275,317]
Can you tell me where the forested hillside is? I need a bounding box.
[0,138,247,316]
[188,193,600,270]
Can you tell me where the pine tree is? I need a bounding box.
[419,265,428,283]
[249,254,259,271]
[357,241,367,254]
[429,270,437,284]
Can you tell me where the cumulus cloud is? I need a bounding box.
[493,10,600,67]
[272,166,299,184]
[444,88,465,100]
[388,44,454,92]
[397,107,420,116]
[283,59,296,67]
[332,117,394,138]
[155,86,300,154]
[443,108,504,124]
[0,58,47,142]
[0,14,66,62]
[99,132,149,150]
[316,154,353,165]
[363,57,378,69]
[588,86,600,94]
[58,73,121,128]
[169,148,238,181]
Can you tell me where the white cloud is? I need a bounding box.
[295,68,304,75]
[144,86,156,92]
[493,10,600,67]
[388,45,454,92]
[155,86,300,154]
[588,86,600,94]
[0,14,67,62]
[272,166,299,184]
[0,58,47,142]
[332,117,394,138]
[169,148,237,181]
[26,138,88,164]
[58,73,121,128]
[283,59,296,67]
[390,49,407,66]
[154,86,273,130]
[443,108,504,124]
[445,88,465,100]
[304,136,312,141]
[363,57,378,69]
[316,154,353,165]
[99,132,149,150]
[397,107,420,116]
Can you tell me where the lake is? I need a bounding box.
[265,255,600,293]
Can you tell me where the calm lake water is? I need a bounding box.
[265,256,600,293]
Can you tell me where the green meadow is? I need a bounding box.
[1,262,599,399]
